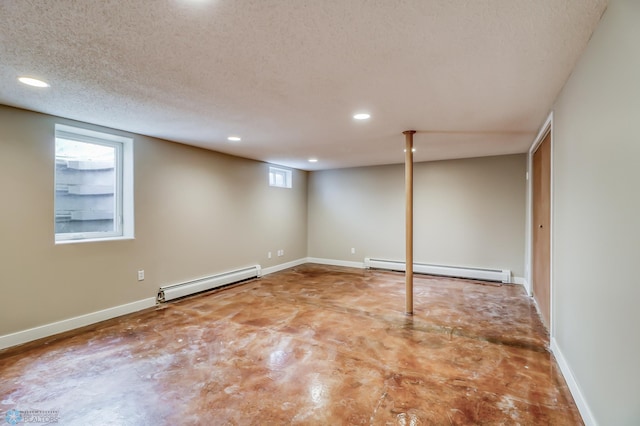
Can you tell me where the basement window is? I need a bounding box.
[54,124,134,243]
[269,166,292,188]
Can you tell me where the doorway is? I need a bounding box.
[532,130,551,328]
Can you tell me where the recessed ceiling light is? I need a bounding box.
[18,77,49,88]
[308,158,318,163]
[227,136,241,142]
[353,113,371,120]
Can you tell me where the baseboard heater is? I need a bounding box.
[157,265,261,303]
[364,258,511,283]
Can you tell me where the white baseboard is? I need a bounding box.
[513,276,527,286]
[523,274,533,295]
[306,257,365,269]
[0,258,308,351]
[0,297,156,351]
[0,260,526,354]
[260,258,308,276]
[550,338,597,426]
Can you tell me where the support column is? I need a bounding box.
[404,130,416,315]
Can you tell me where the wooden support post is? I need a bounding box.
[404,130,416,315]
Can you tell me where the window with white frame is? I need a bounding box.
[54,124,134,243]
[269,166,292,188]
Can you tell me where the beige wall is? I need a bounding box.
[0,105,307,336]
[308,155,526,277]
[550,0,640,424]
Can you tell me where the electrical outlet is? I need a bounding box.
[137,270,145,281]
[268,251,272,259]
[277,249,284,257]
[351,247,356,254]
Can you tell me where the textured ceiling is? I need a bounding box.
[0,0,608,170]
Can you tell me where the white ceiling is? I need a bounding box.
[0,0,608,170]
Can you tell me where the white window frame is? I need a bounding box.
[269,166,292,188]
[54,124,134,244]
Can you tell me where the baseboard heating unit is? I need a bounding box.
[157,265,261,303]
[364,258,511,283]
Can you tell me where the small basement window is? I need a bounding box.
[54,124,134,243]
[269,166,292,188]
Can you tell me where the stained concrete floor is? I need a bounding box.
[0,264,582,425]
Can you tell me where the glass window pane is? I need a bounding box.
[55,138,117,236]
[268,166,292,188]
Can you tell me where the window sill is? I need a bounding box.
[55,236,135,245]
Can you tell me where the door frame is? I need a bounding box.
[526,111,554,335]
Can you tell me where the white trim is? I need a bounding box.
[158,265,261,302]
[54,123,135,243]
[531,293,547,329]
[0,258,317,351]
[0,260,525,352]
[122,134,135,239]
[512,276,527,286]
[55,236,135,245]
[260,258,308,276]
[0,297,156,351]
[364,258,511,283]
[529,112,554,154]
[56,124,131,144]
[306,257,365,269]
[550,338,598,426]
[268,166,292,188]
[526,111,554,335]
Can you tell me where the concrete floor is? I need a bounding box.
[0,264,582,425]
